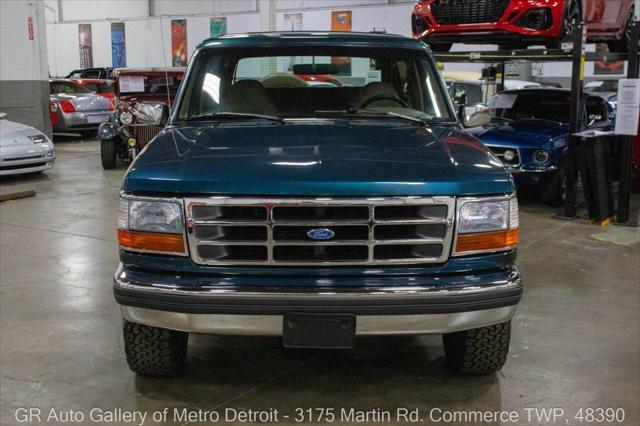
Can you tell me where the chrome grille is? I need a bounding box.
[430,0,510,25]
[186,197,455,266]
[133,125,163,146]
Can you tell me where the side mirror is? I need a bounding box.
[0,112,6,120]
[462,104,492,128]
[136,102,169,126]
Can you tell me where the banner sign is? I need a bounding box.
[78,24,93,68]
[171,19,187,67]
[331,11,352,75]
[111,22,126,68]
[210,17,227,38]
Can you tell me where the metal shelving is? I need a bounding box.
[433,21,640,223]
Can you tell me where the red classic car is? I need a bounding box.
[98,67,185,169]
[412,0,636,52]
[71,78,115,99]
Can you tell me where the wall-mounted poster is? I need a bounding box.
[111,22,126,68]
[283,13,303,31]
[171,19,188,67]
[210,17,227,37]
[331,11,352,75]
[594,43,624,75]
[78,24,93,68]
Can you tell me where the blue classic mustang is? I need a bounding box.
[114,32,523,376]
[477,88,614,203]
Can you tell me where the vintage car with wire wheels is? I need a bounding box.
[113,32,523,376]
[49,79,115,138]
[412,0,636,52]
[0,113,55,176]
[98,67,185,169]
[477,88,614,204]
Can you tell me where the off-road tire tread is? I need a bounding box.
[443,322,511,375]
[123,320,188,376]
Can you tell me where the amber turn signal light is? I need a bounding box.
[118,229,185,254]
[455,229,519,254]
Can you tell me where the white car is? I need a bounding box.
[0,113,55,176]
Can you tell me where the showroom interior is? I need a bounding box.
[1,0,639,425]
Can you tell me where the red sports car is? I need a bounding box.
[412,0,636,52]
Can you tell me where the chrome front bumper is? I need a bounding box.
[121,306,517,336]
[114,265,522,335]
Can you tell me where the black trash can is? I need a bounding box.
[572,130,617,223]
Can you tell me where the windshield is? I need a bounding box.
[488,92,571,123]
[85,82,114,93]
[176,47,454,122]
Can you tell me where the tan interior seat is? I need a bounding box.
[261,73,309,88]
[356,82,403,108]
[221,80,280,115]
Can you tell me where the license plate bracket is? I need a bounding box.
[283,313,356,349]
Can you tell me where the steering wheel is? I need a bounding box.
[360,95,408,109]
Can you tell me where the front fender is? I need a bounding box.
[99,122,120,141]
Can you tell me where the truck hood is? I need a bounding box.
[477,120,568,148]
[123,121,513,196]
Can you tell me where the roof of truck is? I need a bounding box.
[197,31,427,51]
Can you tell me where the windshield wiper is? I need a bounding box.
[182,112,284,124]
[517,117,564,125]
[315,108,428,125]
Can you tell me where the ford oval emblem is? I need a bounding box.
[307,228,335,240]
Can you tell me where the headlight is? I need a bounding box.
[534,150,549,164]
[117,197,186,255]
[28,134,47,144]
[503,149,516,162]
[119,110,134,125]
[454,196,518,255]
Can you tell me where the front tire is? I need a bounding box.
[607,7,634,53]
[547,0,581,49]
[100,138,118,169]
[443,322,511,375]
[123,320,188,376]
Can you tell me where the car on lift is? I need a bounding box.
[71,78,115,99]
[0,112,55,176]
[477,88,614,203]
[98,67,185,169]
[49,79,115,138]
[412,0,636,52]
[112,32,523,377]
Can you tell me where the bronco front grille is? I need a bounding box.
[430,0,510,25]
[185,197,455,266]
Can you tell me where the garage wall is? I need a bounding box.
[45,1,416,77]
[44,0,620,82]
[1,0,51,136]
